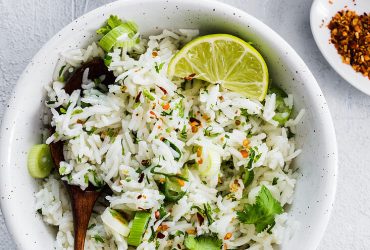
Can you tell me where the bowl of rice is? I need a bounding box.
[0,0,337,250]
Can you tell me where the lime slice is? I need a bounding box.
[27,144,54,178]
[167,34,269,101]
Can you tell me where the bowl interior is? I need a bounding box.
[310,0,370,95]
[0,0,337,249]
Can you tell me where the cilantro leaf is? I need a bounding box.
[155,62,165,73]
[184,234,222,250]
[92,234,105,243]
[237,185,283,233]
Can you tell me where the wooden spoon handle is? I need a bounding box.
[67,185,101,250]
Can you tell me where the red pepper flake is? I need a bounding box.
[162,103,170,110]
[328,10,370,79]
[242,139,250,147]
[191,126,199,133]
[184,73,196,80]
[189,117,201,125]
[155,210,160,219]
[157,224,169,231]
[159,86,168,95]
[157,232,165,239]
[219,96,224,101]
[76,119,84,124]
[138,173,145,183]
[196,213,204,225]
[152,51,158,57]
[186,228,196,235]
[135,91,142,103]
[240,149,249,158]
[189,117,201,133]
[235,120,241,126]
[141,159,151,166]
[177,179,185,187]
[198,158,203,164]
[196,147,202,157]
[202,114,210,121]
[224,232,232,240]
[150,110,157,118]
[137,194,143,199]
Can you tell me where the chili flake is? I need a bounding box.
[240,149,249,158]
[328,10,370,79]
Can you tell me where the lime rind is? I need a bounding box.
[168,34,269,101]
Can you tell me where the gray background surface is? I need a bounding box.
[0,0,368,249]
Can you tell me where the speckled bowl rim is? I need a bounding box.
[0,0,338,249]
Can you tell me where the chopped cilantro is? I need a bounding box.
[240,108,249,118]
[176,99,185,118]
[246,147,261,169]
[92,234,105,243]
[180,125,187,140]
[46,100,56,105]
[71,109,83,115]
[203,203,215,225]
[59,166,66,175]
[155,62,165,73]
[86,127,97,135]
[84,174,89,184]
[104,54,112,66]
[191,203,214,225]
[237,186,283,233]
[161,110,173,116]
[158,206,168,219]
[87,223,96,230]
[243,169,254,187]
[272,177,279,185]
[59,107,67,114]
[204,126,221,137]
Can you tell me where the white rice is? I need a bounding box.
[36,27,304,250]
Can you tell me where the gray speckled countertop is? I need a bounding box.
[0,0,369,249]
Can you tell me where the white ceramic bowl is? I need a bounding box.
[0,0,337,249]
[310,0,370,95]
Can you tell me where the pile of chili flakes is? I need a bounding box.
[328,10,370,79]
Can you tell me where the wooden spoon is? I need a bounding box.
[49,58,115,250]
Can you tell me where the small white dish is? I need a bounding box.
[310,0,370,94]
[0,0,337,249]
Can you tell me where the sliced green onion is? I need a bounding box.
[98,23,137,52]
[101,208,130,236]
[161,176,186,202]
[127,211,151,246]
[27,144,54,178]
[150,165,188,181]
[143,89,155,101]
